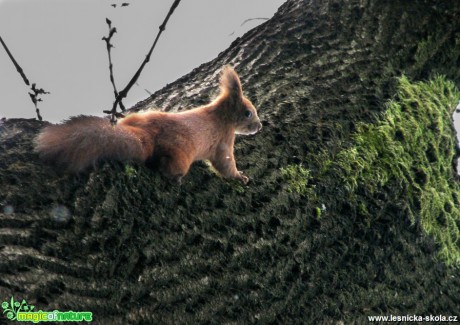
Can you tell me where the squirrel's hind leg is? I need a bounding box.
[158,149,192,184]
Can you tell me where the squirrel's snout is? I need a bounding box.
[250,121,262,134]
[235,120,263,135]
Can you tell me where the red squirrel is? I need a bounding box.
[34,66,262,184]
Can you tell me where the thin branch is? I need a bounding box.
[104,0,182,124]
[240,17,269,27]
[29,83,49,121]
[136,82,153,95]
[102,18,126,113]
[0,35,30,86]
[143,88,153,96]
[229,17,269,36]
[0,35,49,121]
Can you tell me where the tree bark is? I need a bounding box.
[1,0,460,323]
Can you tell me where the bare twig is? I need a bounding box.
[29,83,49,121]
[0,35,49,121]
[229,17,269,37]
[0,35,30,86]
[135,82,153,95]
[102,18,126,113]
[103,0,182,124]
[240,17,269,27]
[143,87,153,96]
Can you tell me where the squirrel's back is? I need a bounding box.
[35,115,146,172]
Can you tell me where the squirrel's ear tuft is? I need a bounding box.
[220,65,243,100]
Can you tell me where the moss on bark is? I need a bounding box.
[2,0,460,323]
[294,76,460,265]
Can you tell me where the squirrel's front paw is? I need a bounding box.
[238,171,249,185]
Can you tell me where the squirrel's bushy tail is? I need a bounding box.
[34,116,145,171]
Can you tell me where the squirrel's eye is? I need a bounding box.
[245,110,252,118]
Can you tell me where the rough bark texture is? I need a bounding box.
[1,0,460,323]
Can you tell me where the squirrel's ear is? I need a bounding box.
[220,65,243,100]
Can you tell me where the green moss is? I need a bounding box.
[315,206,322,218]
[232,182,246,194]
[327,76,460,265]
[124,165,137,178]
[414,32,445,70]
[281,164,315,196]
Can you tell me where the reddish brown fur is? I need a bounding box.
[34,66,262,183]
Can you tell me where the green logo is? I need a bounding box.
[2,296,33,321]
[2,297,92,323]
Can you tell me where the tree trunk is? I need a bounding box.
[1,0,460,323]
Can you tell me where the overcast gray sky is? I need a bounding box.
[0,0,284,122]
